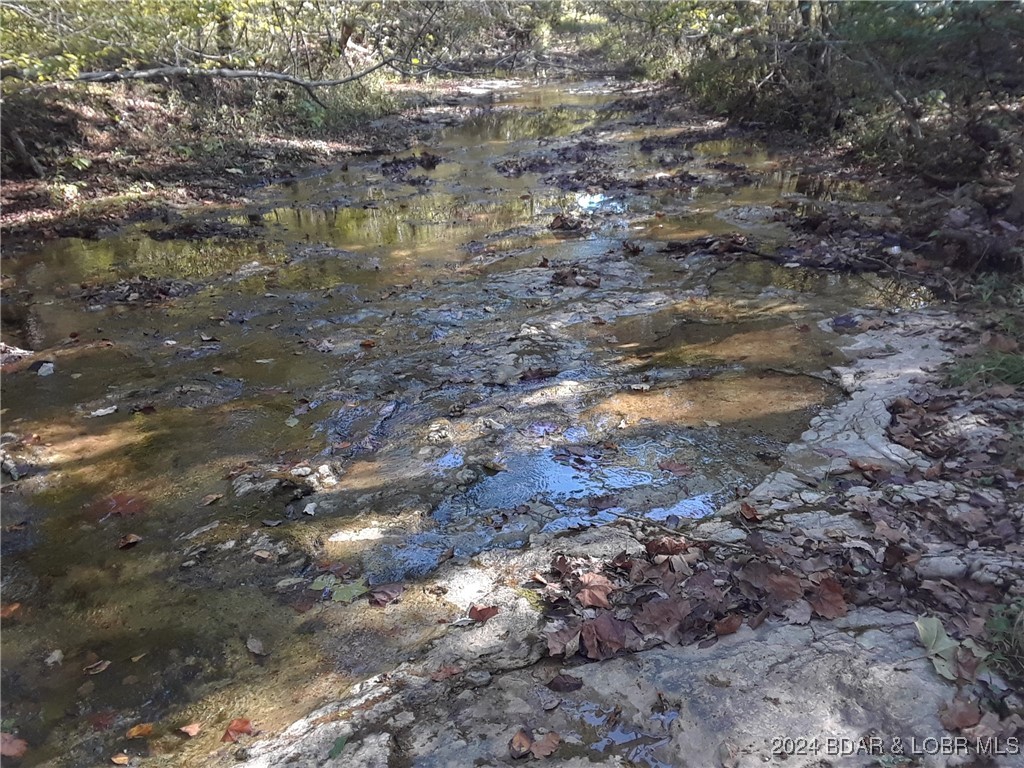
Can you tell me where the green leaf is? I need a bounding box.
[331,578,368,603]
[915,616,958,656]
[328,735,348,759]
[309,574,337,591]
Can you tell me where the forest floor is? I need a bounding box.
[1,77,1022,768]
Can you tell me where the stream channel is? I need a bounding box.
[1,81,932,766]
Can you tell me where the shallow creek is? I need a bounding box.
[1,81,931,766]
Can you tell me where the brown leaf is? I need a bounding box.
[739,501,761,522]
[545,624,582,657]
[200,493,222,506]
[631,597,692,645]
[178,723,202,737]
[125,722,153,739]
[468,604,499,623]
[850,458,885,475]
[117,533,142,550]
[1,733,28,758]
[546,674,583,692]
[577,572,615,609]
[368,584,404,607]
[581,613,643,660]
[783,600,812,625]
[980,331,1019,354]
[111,754,130,765]
[359,339,377,348]
[220,718,254,743]
[520,367,559,382]
[0,603,22,619]
[644,536,688,556]
[808,578,848,619]
[714,614,743,636]
[765,572,804,605]
[430,665,462,682]
[658,460,693,476]
[530,732,561,758]
[509,728,534,759]
[939,697,982,731]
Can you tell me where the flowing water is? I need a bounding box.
[0,81,931,766]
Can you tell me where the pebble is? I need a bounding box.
[464,670,492,688]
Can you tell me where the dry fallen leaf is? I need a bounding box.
[530,731,561,758]
[368,584,404,607]
[808,577,848,619]
[110,754,130,765]
[657,460,693,476]
[117,533,142,549]
[1,733,28,758]
[577,572,615,609]
[739,501,761,522]
[939,697,982,731]
[179,723,202,737]
[509,728,534,759]
[84,659,111,675]
[468,604,499,623]
[125,723,153,739]
[546,674,583,692]
[0,603,22,619]
[246,636,268,656]
[714,614,743,636]
[220,718,254,743]
[430,665,462,682]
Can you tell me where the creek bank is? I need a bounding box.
[211,309,1023,768]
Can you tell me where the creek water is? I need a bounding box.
[0,81,931,766]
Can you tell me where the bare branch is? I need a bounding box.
[65,59,393,107]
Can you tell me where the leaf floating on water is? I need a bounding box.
[84,659,111,675]
[1,733,28,758]
[220,718,254,743]
[530,731,561,758]
[110,754,130,765]
[246,637,268,656]
[328,736,348,758]
[509,728,534,759]
[117,533,142,549]
[125,722,153,739]
[468,604,499,623]
[179,723,202,737]
[369,583,404,607]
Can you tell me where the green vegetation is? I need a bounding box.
[2,2,1021,256]
[986,599,1024,686]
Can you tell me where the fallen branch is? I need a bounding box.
[67,60,393,107]
[6,127,45,178]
